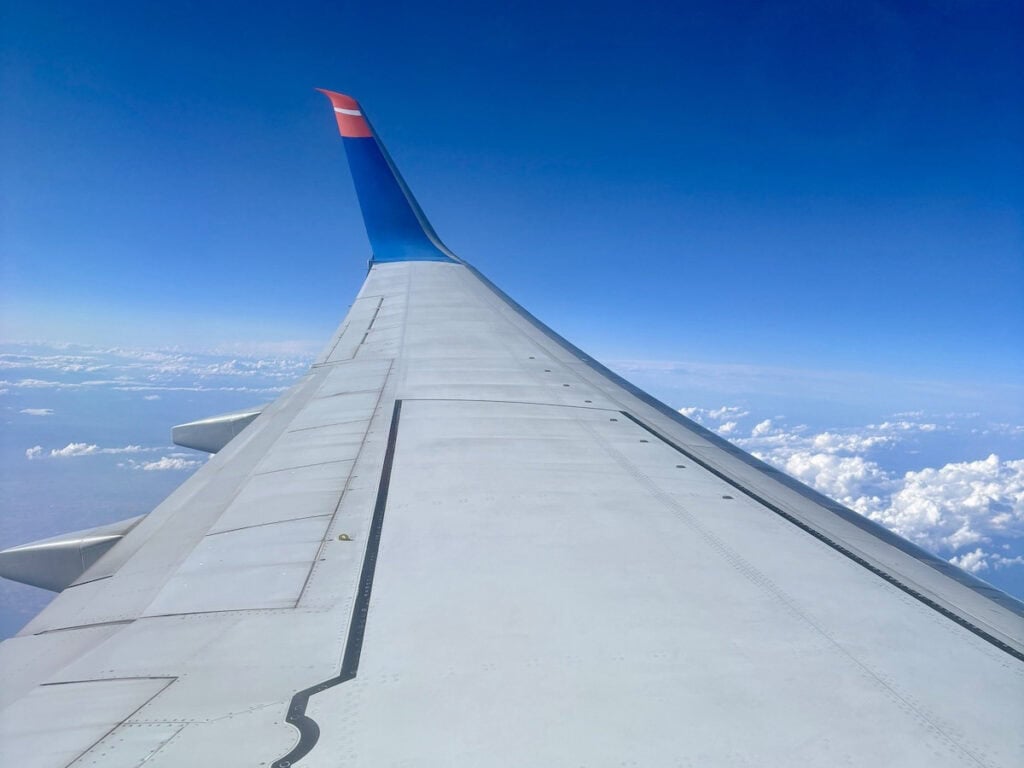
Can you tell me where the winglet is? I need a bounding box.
[316,89,373,138]
[317,89,457,264]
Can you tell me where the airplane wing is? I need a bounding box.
[1,89,1021,767]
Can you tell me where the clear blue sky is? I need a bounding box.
[2,0,1022,386]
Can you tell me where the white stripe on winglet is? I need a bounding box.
[334,107,362,116]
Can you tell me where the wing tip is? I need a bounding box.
[316,87,372,138]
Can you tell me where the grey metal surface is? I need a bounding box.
[172,405,264,453]
[0,515,144,592]
[0,259,1021,767]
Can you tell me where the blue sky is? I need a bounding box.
[3,1,1022,376]
[1,2,1022,633]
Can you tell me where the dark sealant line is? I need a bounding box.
[619,411,1024,664]
[270,399,403,768]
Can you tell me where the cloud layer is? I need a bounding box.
[26,443,159,460]
[5,343,1023,582]
[120,455,204,471]
[0,343,311,398]
[24,442,204,472]
[682,405,1024,575]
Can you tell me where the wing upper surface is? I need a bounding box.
[1,93,1021,768]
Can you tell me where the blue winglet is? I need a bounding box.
[318,89,457,264]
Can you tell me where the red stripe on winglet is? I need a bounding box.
[316,88,373,138]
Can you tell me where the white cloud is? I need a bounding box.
[0,344,312,403]
[737,418,932,459]
[28,443,164,460]
[872,455,1024,556]
[50,442,100,458]
[19,408,54,416]
[726,411,1024,575]
[143,394,161,400]
[709,406,749,420]
[0,378,76,389]
[949,548,989,573]
[989,423,1024,436]
[994,554,1024,568]
[678,405,749,425]
[949,549,1024,574]
[775,451,893,516]
[0,353,110,373]
[717,421,739,436]
[745,421,1024,567]
[99,444,154,455]
[123,456,203,471]
[867,420,940,433]
[809,431,893,453]
[0,378,285,394]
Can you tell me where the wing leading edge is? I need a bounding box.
[0,90,1020,768]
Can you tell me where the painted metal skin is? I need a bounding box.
[172,406,265,454]
[0,516,144,592]
[0,91,1021,767]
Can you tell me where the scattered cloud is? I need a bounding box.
[0,378,286,394]
[1,378,75,389]
[27,443,164,460]
[949,548,1024,574]
[867,420,940,433]
[143,394,161,400]
[676,404,1024,576]
[949,548,989,573]
[759,445,1024,569]
[0,353,110,374]
[709,406,749,420]
[871,455,1024,556]
[0,343,311,400]
[49,442,101,458]
[809,432,893,453]
[678,405,749,424]
[121,456,204,471]
[19,408,53,416]
[989,423,1024,436]
[777,451,892,515]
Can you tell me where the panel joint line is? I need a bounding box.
[269,399,403,768]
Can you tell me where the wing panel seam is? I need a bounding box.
[269,398,403,768]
